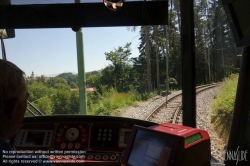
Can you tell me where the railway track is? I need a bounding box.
[122,83,223,162]
[145,83,220,124]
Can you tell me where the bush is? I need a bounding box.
[87,86,158,116]
[128,85,142,101]
[140,91,157,100]
[87,87,138,116]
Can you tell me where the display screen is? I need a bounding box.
[185,133,202,144]
[127,130,173,166]
[25,132,45,146]
[231,0,250,38]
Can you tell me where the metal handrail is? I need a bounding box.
[27,107,36,116]
[27,101,44,116]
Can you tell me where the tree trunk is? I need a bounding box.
[145,26,152,92]
[154,25,160,94]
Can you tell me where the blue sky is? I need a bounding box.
[4,27,141,77]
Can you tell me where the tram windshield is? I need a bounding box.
[2,0,240,116]
[1,0,243,164]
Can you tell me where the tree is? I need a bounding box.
[135,26,152,92]
[34,98,53,115]
[104,42,133,92]
[145,26,152,92]
[154,25,160,94]
[100,66,115,89]
[69,91,80,114]
[28,82,51,102]
[56,72,78,88]
[194,0,209,84]
[46,77,70,90]
[87,73,101,88]
[207,0,240,82]
[52,89,73,115]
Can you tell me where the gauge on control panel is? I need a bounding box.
[66,128,79,141]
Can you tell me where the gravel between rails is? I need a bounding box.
[115,86,226,163]
[115,91,181,119]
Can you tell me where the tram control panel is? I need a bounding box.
[14,124,132,152]
[9,115,156,164]
[10,116,210,165]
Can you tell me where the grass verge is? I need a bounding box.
[87,87,157,116]
[211,74,238,141]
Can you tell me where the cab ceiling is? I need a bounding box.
[0,0,168,28]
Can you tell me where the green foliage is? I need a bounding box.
[25,75,79,116]
[87,73,101,88]
[25,0,242,117]
[86,84,158,116]
[84,1,241,93]
[86,70,99,79]
[56,72,78,88]
[52,89,71,114]
[105,42,132,65]
[87,87,146,116]
[70,82,78,88]
[33,98,53,115]
[110,93,134,108]
[92,103,112,116]
[128,85,142,101]
[47,77,70,90]
[169,78,178,90]
[100,66,115,88]
[26,68,161,117]
[28,83,50,102]
[211,74,238,139]
[52,89,80,115]
[140,91,157,100]
[104,43,133,92]
[70,91,80,113]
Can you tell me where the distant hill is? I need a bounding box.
[46,73,59,77]
[54,70,100,88]
[56,72,78,88]
[46,72,77,77]
[86,70,100,78]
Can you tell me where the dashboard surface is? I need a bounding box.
[9,115,156,165]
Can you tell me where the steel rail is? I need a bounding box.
[145,83,221,122]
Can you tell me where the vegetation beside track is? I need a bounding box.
[25,74,158,116]
[87,87,157,115]
[211,74,238,141]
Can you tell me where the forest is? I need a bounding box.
[26,0,241,116]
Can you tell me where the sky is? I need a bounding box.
[4,27,141,77]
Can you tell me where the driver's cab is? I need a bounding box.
[1,0,250,166]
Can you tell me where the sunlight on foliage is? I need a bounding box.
[211,74,238,140]
[87,86,157,116]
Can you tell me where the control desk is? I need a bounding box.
[9,115,156,165]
